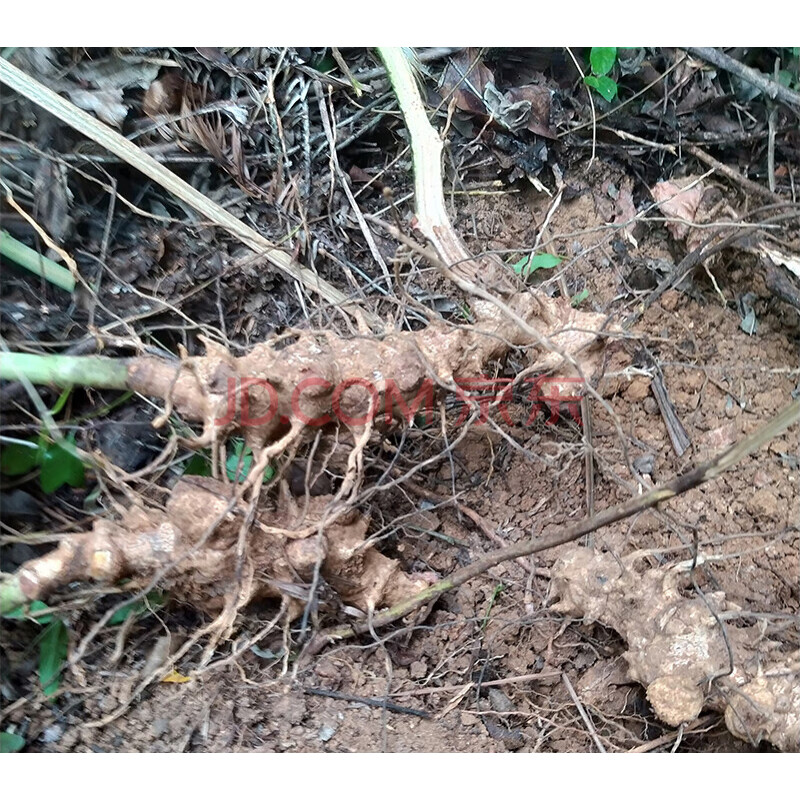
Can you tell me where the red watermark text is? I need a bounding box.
[213,375,584,428]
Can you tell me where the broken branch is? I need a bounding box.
[687,47,800,111]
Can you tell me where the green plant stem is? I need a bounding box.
[0,353,129,389]
[0,230,75,292]
[0,575,26,615]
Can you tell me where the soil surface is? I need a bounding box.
[1,47,798,752]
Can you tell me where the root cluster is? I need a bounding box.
[126,292,608,454]
[2,286,610,633]
[13,476,432,619]
[552,548,800,751]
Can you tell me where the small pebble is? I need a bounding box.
[643,397,659,415]
[41,724,64,744]
[633,454,655,476]
[409,660,427,680]
[488,688,514,713]
[318,724,337,742]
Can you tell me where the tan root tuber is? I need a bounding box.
[551,548,800,751]
[0,260,613,619]
[126,292,610,454]
[10,476,432,618]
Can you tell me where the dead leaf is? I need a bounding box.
[594,178,638,245]
[33,160,73,246]
[143,72,186,118]
[758,244,800,279]
[483,82,531,132]
[439,49,494,115]
[194,47,238,76]
[65,88,128,127]
[440,52,556,139]
[161,670,192,684]
[61,56,163,127]
[650,178,705,240]
[9,50,161,127]
[9,48,58,79]
[504,83,556,139]
[674,83,717,115]
[697,113,741,135]
[71,56,161,91]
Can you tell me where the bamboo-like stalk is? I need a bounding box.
[0,352,129,389]
[0,575,26,615]
[0,230,75,292]
[377,47,477,272]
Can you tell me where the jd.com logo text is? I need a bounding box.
[214,375,584,429]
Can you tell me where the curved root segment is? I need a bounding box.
[551,549,800,752]
[1,477,431,621]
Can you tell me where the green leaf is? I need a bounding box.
[2,600,53,624]
[39,436,85,494]
[108,602,140,626]
[590,47,617,77]
[571,288,590,307]
[225,439,253,481]
[0,731,26,753]
[0,441,40,476]
[183,450,213,476]
[510,255,528,275]
[529,253,563,270]
[184,442,274,483]
[225,439,275,483]
[511,252,563,279]
[39,618,68,698]
[50,386,72,416]
[585,75,619,102]
[313,54,336,73]
[108,591,166,626]
[83,484,103,510]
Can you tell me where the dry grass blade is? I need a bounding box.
[0,56,377,325]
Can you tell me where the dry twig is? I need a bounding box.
[0,56,374,324]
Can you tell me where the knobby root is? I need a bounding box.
[3,476,433,620]
[552,548,800,752]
